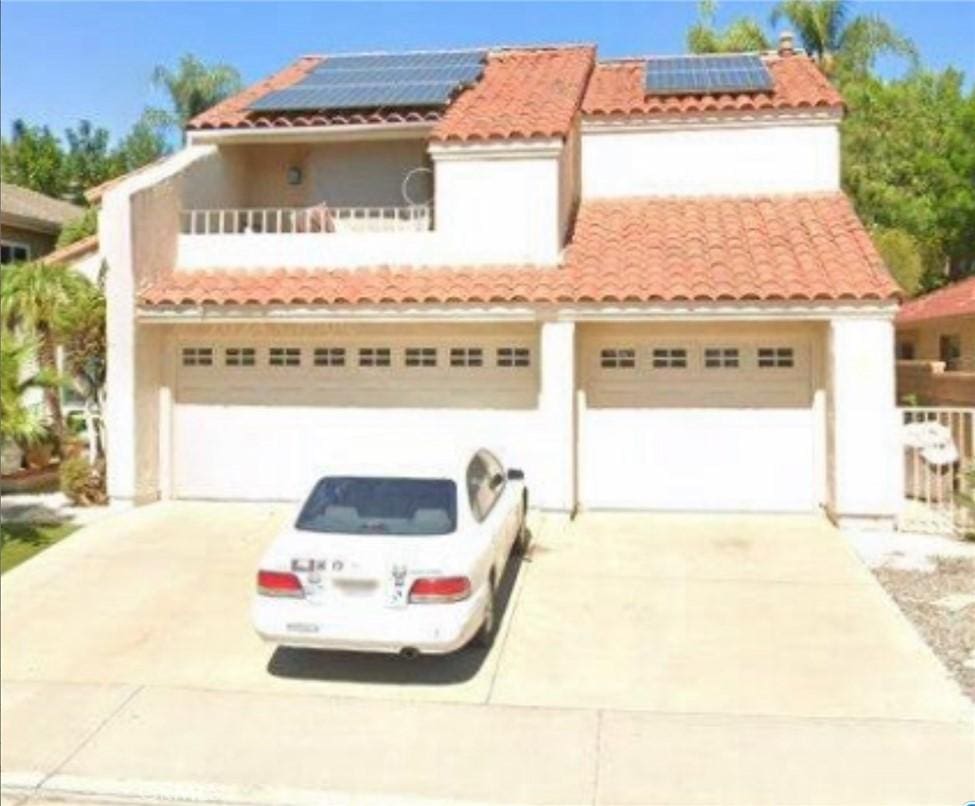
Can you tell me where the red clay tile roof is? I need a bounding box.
[139,194,898,307]
[897,277,975,325]
[187,47,594,139]
[431,46,595,142]
[583,54,843,117]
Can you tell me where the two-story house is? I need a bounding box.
[99,38,901,527]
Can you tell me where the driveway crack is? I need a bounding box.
[37,684,144,791]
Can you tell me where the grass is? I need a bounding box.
[0,522,78,574]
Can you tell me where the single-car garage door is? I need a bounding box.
[170,324,540,500]
[579,323,824,512]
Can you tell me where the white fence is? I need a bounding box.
[899,406,974,535]
[180,205,433,236]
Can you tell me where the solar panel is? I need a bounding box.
[249,50,488,112]
[645,54,773,96]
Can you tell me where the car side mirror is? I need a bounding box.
[489,473,505,491]
[506,468,525,481]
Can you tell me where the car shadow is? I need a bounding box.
[266,531,531,686]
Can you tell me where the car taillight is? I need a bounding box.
[257,570,304,598]
[409,576,471,603]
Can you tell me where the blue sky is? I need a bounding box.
[2,1,973,144]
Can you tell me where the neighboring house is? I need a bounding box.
[99,36,902,528]
[40,233,102,284]
[0,182,82,264]
[895,277,975,405]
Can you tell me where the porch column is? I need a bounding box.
[827,317,901,527]
[536,320,577,512]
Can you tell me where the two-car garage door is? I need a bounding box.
[171,324,540,501]
[578,324,823,512]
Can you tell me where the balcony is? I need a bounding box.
[180,205,433,236]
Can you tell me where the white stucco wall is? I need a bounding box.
[827,317,901,526]
[431,140,564,265]
[581,118,840,198]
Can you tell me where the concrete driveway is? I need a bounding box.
[2,502,973,805]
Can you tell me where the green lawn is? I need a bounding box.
[0,522,78,574]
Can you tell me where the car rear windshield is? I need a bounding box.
[295,477,458,536]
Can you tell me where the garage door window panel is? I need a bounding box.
[497,347,531,368]
[651,348,688,369]
[405,347,438,368]
[757,347,795,369]
[450,347,484,367]
[704,348,739,369]
[182,347,213,367]
[269,347,301,367]
[225,347,256,367]
[314,347,346,367]
[359,348,392,368]
[601,348,636,369]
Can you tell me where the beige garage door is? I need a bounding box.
[171,324,539,501]
[579,324,824,512]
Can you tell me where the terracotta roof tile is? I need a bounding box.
[583,54,843,117]
[432,46,595,142]
[897,277,975,325]
[139,194,898,308]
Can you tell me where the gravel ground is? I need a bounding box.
[873,556,975,702]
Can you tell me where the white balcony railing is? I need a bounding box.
[180,205,433,236]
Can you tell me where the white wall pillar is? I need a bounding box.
[536,321,576,511]
[828,317,901,527]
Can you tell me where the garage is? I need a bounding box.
[170,323,541,501]
[578,323,826,512]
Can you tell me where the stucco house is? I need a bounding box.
[0,182,82,264]
[896,277,975,405]
[98,37,903,528]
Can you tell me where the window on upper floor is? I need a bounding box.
[897,340,916,361]
[939,334,961,369]
[0,240,31,265]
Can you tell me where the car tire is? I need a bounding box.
[473,575,497,649]
[513,498,530,556]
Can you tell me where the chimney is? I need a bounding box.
[778,30,795,57]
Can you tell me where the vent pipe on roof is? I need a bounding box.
[778,31,796,57]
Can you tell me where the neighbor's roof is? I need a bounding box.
[40,234,100,266]
[897,277,975,325]
[187,46,596,141]
[582,54,843,117]
[138,193,898,307]
[0,183,82,232]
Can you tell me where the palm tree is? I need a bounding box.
[688,0,772,54]
[770,0,917,77]
[0,327,47,447]
[1,262,92,450]
[148,55,243,140]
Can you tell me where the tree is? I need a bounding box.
[0,327,47,447]
[0,120,67,198]
[116,110,169,172]
[687,0,771,54]
[64,120,116,202]
[842,68,975,284]
[56,208,98,249]
[148,54,242,139]
[770,0,917,78]
[56,279,107,462]
[871,228,924,295]
[0,263,92,451]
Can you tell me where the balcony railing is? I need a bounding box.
[180,205,432,236]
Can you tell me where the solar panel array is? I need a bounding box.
[644,55,774,96]
[249,50,488,112]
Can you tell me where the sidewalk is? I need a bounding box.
[3,680,973,806]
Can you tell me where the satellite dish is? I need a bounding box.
[401,166,433,206]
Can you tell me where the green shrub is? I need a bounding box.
[59,456,106,506]
[55,207,97,248]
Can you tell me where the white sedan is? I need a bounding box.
[252,448,528,656]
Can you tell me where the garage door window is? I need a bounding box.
[651,348,687,369]
[269,347,301,367]
[359,348,391,367]
[314,347,345,367]
[601,348,636,369]
[450,347,483,367]
[757,347,794,368]
[225,347,256,367]
[182,347,213,366]
[405,347,437,367]
[497,347,530,368]
[704,348,739,369]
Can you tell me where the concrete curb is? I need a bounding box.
[3,773,523,806]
